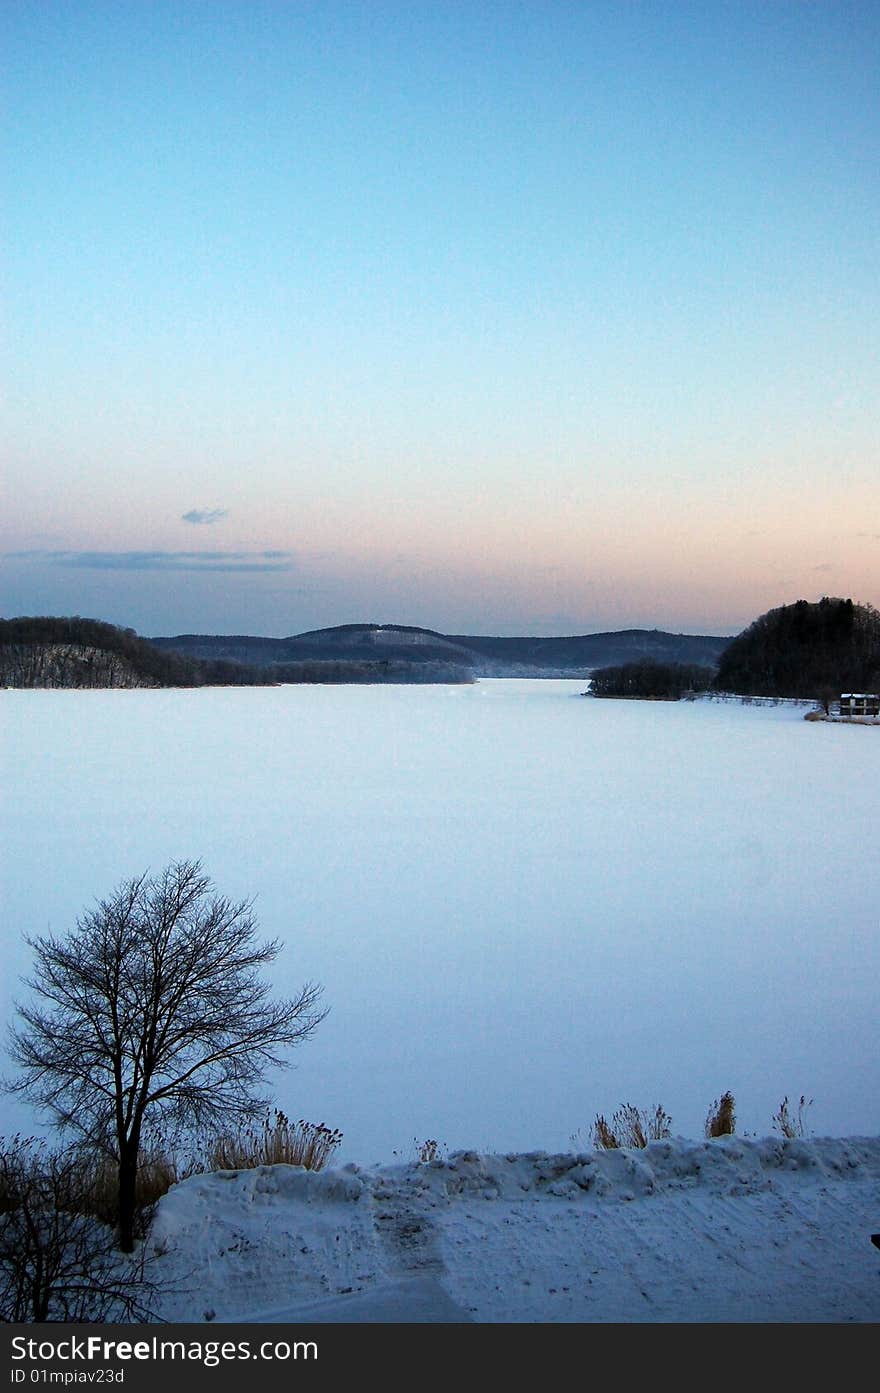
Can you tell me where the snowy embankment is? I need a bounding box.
[150,1136,880,1323]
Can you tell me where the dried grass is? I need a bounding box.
[592,1116,619,1150]
[72,1148,186,1230]
[64,1110,342,1221]
[207,1110,342,1172]
[416,1140,441,1164]
[772,1095,813,1139]
[705,1091,736,1138]
[592,1104,672,1150]
[614,1104,648,1149]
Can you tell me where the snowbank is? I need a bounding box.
[149,1137,880,1323]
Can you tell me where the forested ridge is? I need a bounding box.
[0,617,198,687]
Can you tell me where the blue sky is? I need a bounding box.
[3,1,878,636]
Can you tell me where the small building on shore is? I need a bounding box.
[839,693,880,718]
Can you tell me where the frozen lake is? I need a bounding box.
[2,679,878,1161]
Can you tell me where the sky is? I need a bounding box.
[2,0,878,638]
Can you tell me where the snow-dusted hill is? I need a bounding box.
[149,1137,880,1323]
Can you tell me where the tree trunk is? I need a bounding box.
[117,1144,139,1253]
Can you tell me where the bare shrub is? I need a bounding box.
[773,1095,813,1139]
[207,1110,342,1172]
[0,1136,165,1322]
[705,1091,737,1138]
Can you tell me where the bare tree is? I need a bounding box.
[7,861,327,1251]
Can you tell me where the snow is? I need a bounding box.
[3,679,879,1323]
[2,679,879,1158]
[148,1138,880,1322]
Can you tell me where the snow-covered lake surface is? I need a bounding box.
[2,680,878,1161]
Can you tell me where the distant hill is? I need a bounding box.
[715,597,880,698]
[152,623,730,676]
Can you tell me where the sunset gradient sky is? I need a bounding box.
[3,1,878,637]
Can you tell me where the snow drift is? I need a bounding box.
[149,1136,880,1323]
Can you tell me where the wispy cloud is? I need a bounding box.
[812,562,835,573]
[182,508,228,525]
[8,550,293,574]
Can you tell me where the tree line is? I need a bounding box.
[591,598,880,701]
[589,660,715,700]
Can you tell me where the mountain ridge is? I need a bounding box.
[151,622,730,676]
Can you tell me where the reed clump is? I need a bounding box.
[207,1110,343,1172]
[705,1091,737,1138]
[592,1103,672,1150]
